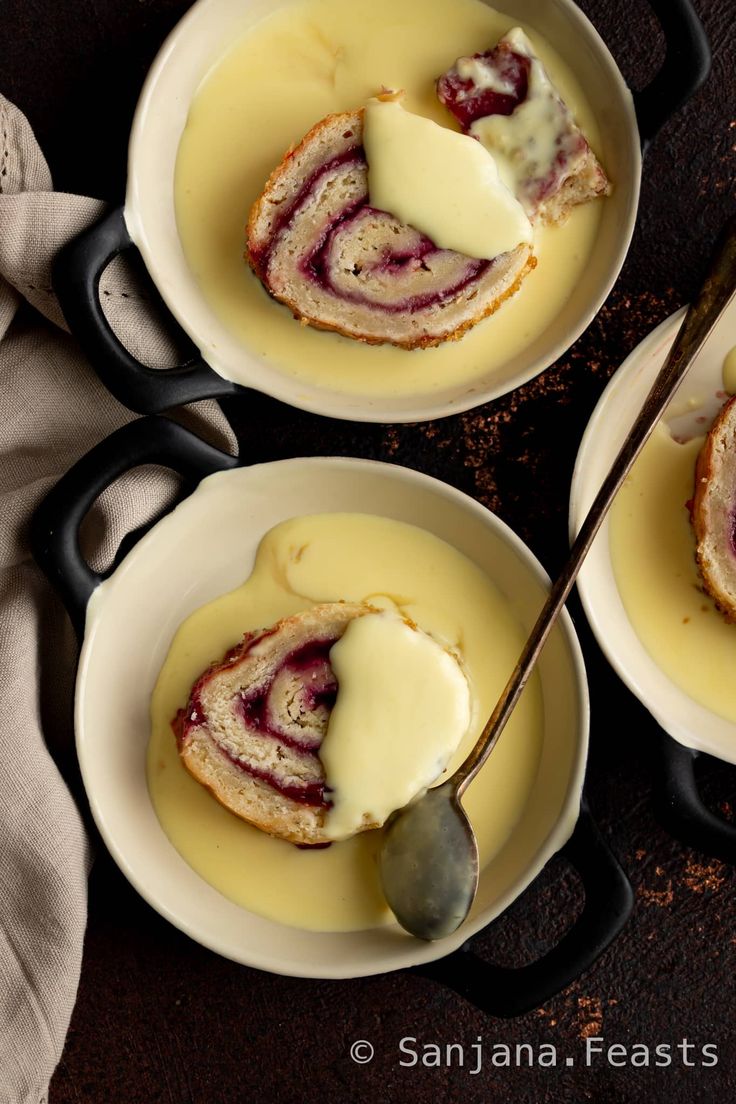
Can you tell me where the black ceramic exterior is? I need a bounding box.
[415,802,633,1018]
[31,414,633,1017]
[653,731,736,864]
[633,0,710,150]
[51,0,710,416]
[52,208,239,413]
[30,416,239,637]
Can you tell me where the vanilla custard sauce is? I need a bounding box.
[363,98,531,260]
[610,425,736,724]
[323,609,472,840]
[174,0,605,399]
[148,513,543,931]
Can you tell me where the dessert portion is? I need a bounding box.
[437,27,610,224]
[173,600,471,845]
[246,108,534,349]
[245,26,609,346]
[173,602,370,845]
[604,256,736,729]
[177,0,610,401]
[691,396,736,621]
[150,510,544,931]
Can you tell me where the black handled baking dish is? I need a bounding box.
[52,0,709,422]
[32,415,632,1016]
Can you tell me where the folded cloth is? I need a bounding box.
[0,94,236,1104]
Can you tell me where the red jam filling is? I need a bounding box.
[303,205,490,310]
[252,148,365,275]
[217,742,329,807]
[235,637,338,752]
[437,45,530,130]
[173,636,339,810]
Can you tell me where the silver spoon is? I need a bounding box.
[380,218,736,941]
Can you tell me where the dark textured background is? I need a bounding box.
[5,0,736,1100]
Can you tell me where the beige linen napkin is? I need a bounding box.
[0,94,236,1104]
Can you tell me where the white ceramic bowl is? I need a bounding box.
[571,301,736,765]
[118,0,641,421]
[75,453,588,977]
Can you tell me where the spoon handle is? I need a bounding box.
[454,217,736,795]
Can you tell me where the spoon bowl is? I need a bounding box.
[380,781,479,941]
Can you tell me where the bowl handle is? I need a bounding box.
[31,415,238,638]
[634,0,710,151]
[53,207,240,413]
[652,730,736,862]
[413,800,633,1018]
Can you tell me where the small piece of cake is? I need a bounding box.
[437,27,610,225]
[691,397,736,621]
[173,603,375,845]
[246,109,533,349]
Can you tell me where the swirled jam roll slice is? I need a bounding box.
[691,397,736,622]
[437,27,610,224]
[246,108,534,349]
[173,603,471,845]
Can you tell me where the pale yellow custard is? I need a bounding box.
[363,98,531,259]
[723,345,736,394]
[174,0,604,399]
[324,609,472,840]
[148,513,543,932]
[610,424,736,723]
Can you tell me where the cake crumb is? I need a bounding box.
[682,858,726,894]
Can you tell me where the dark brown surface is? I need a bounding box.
[5,0,736,1101]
